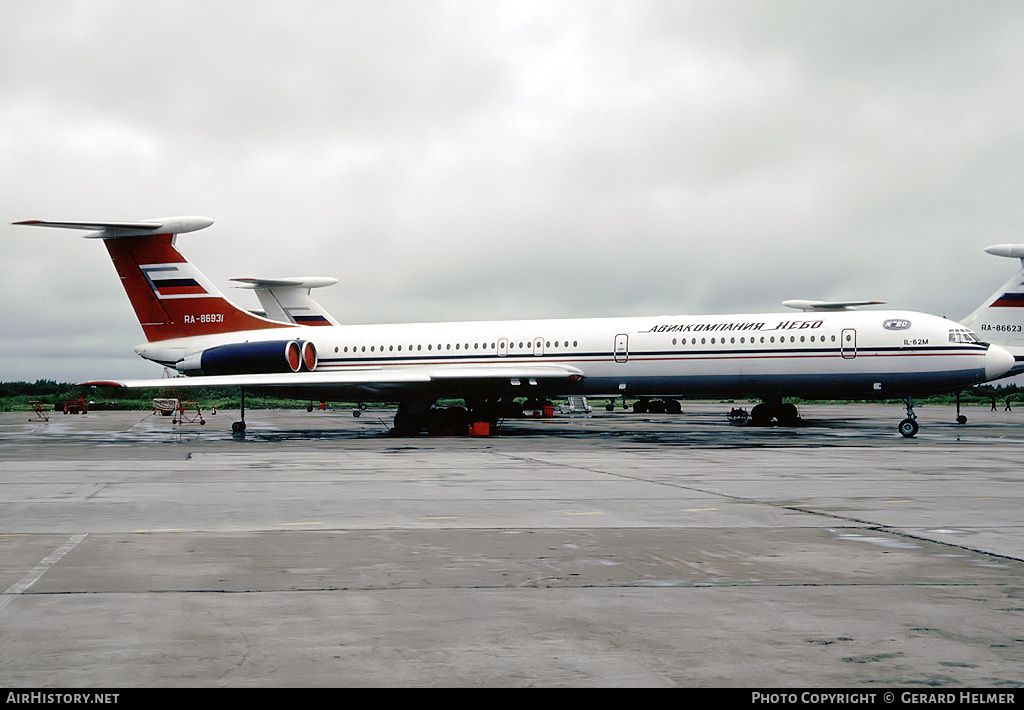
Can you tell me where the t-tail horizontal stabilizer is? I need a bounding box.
[14,217,214,238]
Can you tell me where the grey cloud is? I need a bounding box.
[3,1,1024,381]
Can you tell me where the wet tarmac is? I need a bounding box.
[1,403,1022,687]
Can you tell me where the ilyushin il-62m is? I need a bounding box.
[16,216,1018,438]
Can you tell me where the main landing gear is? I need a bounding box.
[747,398,801,427]
[390,398,506,437]
[391,401,473,437]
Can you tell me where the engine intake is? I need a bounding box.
[300,340,317,371]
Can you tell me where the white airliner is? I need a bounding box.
[15,216,1017,438]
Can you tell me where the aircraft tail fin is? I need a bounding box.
[961,245,1024,372]
[14,217,288,342]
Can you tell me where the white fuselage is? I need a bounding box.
[135,308,1010,402]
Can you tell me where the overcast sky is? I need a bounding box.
[3,1,1024,382]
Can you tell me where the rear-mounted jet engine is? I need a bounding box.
[176,340,316,376]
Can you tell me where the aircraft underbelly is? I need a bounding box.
[242,359,985,403]
[581,352,986,399]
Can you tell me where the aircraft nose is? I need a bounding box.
[985,344,1016,380]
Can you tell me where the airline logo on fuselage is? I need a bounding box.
[643,319,824,334]
[883,319,912,330]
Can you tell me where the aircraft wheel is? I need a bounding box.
[898,418,918,438]
[353,409,361,417]
[392,409,424,437]
[232,421,246,435]
[750,403,772,426]
[778,402,800,425]
[957,414,968,425]
[426,406,469,436]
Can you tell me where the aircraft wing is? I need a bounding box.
[81,363,585,390]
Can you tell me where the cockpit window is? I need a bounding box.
[949,328,982,344]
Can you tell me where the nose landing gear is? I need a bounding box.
[898,397,918,438]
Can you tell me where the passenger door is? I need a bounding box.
[841,329,857,359]
[614,334,629,363]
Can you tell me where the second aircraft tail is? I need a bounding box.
[961,244,1024,375]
